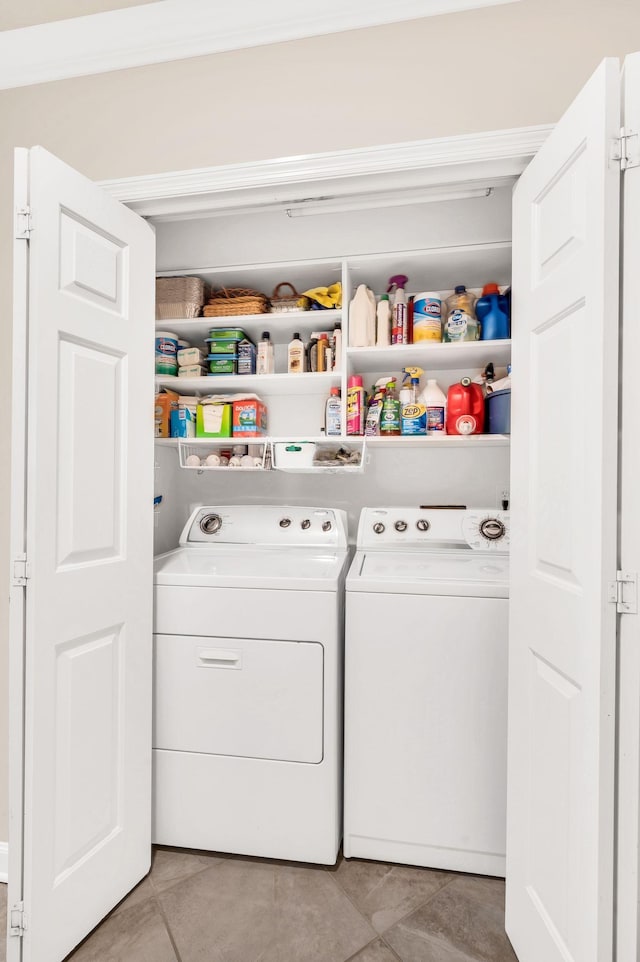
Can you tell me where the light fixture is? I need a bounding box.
[285,185,493,218]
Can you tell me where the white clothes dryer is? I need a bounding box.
[344,506,509,877]
[153,504,350,865]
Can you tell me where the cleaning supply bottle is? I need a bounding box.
[388,275,409,345]
[257,331,275,375]
[376,294,391,346]
[446,377,485,435]
[475,283,510,340]
[349,284,376,347]
[331,323,342,371]
[288,332,305,373]
[380,379,401,436]
[346,375,366,435]
[444,285,479,342]
[325,387,342,436]
[364,378,389,436]
[400,367,426,435]
[420,378,447,434]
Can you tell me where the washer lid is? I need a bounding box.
[154,545,350,590]
[347,549,509,598]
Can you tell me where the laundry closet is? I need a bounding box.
[8,53,640,962]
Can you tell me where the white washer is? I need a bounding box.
[344,507,509,877]
[153,504,350,865]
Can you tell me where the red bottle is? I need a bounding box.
[446,377,485,435]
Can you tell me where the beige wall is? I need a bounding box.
[0,0,161,31]
[0,0,639,839]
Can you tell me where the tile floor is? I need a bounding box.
[0,848,518,962]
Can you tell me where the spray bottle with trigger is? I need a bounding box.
[388,274,409,345]
[400,367,427,436]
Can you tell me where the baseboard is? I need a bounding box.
[0,842,8,883]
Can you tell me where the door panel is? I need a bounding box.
[506,58,620,962]
[12,146,155,962]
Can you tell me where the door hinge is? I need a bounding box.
[10,901,26,937]
[612,127,640,170]
[14,205,32,240]
[608,571,638,614]
[12,556,31,587]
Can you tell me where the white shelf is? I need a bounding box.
[156,309,342,346]
[155,371,340,396]
[346,339,511,375]
[366,434,510,448]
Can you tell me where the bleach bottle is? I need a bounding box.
[476,283,510,340]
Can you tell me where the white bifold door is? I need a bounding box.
[506,58,621,962]
[8,147,155,962]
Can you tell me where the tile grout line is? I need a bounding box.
[151,891,185,962]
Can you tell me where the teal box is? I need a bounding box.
[170,408,195,438]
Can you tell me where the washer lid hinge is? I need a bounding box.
[612,127,640,170]
[608,571,638,614]
[10,901,26,937]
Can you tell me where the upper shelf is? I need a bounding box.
[346,339,511,375]
[156,309,342,346]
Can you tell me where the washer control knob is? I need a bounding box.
[279,517,292,528]
[322,521,332,532]
[373,522,385,534]
[480,518,506,541]
[200,513,222,535]
[301,519,311,530]
[394,520,408,532]
[416,519,430,532]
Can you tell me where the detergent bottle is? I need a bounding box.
[349,285,376,347]
[444,286,478,342]
[476,283,510,340]
[446,377,485,435]
[419,378,447,434]
[376,294,391,346]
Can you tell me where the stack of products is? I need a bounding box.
[177,345,206,378]
[206,329,256,376]
[196,394,268,439]
[155,389,199,439]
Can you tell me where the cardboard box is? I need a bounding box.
[177,346,205,366]
[154,389,180,438]
[237,338,257,375]
[196,402,232,438]
[232,399,268,437]
[178,364,207,377]
[170,408,196,438]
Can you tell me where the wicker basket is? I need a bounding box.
[204,287,268,317]
[156,276,205,320]
[269,282,305,313]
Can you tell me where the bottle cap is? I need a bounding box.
[379,294,389,302]
[454,285,466,294]
[261,331,270,339]
[481,283,500,295]
[348,375,363,388]
[330,387,340,396]
[293,332,301,339]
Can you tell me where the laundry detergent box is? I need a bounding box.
[170,407,196,438]
[232,397,267,437]
[196,399,232,438]
[154,388,180,438]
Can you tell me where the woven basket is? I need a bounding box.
[156,276,205,319]
[269,282,305,313]
[204,287,268,317]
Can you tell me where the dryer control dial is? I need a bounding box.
[322,521,333,532]
[279,517,292,528]
[373,522,386,534]
[394,520,408,532]
[301,519,311,530]
[200,513,222,535]
[480,518,506,542]
[416,519,430,532]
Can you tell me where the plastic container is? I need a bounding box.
[325,387,342,436]
[206,337,243,354]
[207,355,238,375]
[155,331,179,357]
[156,355,178,376]
[476,283,510,341]
[257,331,275,375]
[347,375,366,435]
[412,293,442,342]
[288,333,305,373]
[208,328,248,340]
[446,377,485,435]
[349,285,376,348]
[444,286,479,342]
[273,442,317,468]
[389,275,408,345]
[380,380,401,436]
[485,388,511,434]
[376,295,391,347]
[420,378,447,434]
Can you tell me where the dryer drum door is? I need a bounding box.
[153,634,324,763]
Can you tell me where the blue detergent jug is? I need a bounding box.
[476,283,510,340]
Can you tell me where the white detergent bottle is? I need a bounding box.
[376,294,391,346]
[349,284,376,347]
[419,378,447,434]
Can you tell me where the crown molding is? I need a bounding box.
[99,125,552,218]
[0,0,521,91]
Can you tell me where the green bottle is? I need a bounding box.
[380,380,401,436]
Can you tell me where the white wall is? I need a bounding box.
[0,0,639,838]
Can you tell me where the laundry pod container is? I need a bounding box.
[485,388,511,435]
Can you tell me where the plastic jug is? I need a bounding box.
[446,377,485,435]
[476,283,510,341]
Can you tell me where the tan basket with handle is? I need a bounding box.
[204,287,268,317]
[269,282,306,313]
[156,276,205,319]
